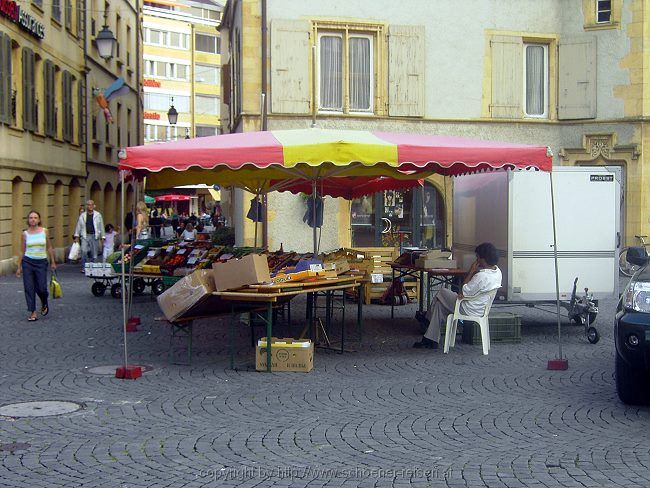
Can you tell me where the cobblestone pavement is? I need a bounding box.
[0,265,648,487]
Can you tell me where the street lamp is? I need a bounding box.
[167,97,178,125]
[95,9,117,60]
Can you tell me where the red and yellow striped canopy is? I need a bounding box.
[120,128,551,191]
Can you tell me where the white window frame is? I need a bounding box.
[194,63,220,84]
[596,0,612,24]
[316,31,374,115]
[144,28,189,50]
[522,43,548,119]
[194,94,220,115]
[195,33,219,54]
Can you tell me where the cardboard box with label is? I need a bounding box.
[256,337,314,372]
[212,254,271,291]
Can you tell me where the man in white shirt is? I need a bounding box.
[414,242,502,350]
[74,200,105,269]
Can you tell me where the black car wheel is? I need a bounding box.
[91,282,106,297]
[616,353,647,405]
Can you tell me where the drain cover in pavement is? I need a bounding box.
[83,364,154,375]
[0,443,30,452]
[0,401,82,418]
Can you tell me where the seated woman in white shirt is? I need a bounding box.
[180,222,197,242]
[413,242,502,350]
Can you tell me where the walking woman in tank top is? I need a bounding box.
[15,210,57,321]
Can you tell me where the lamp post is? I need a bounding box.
[167,97,178,125]
[95,9,116,60]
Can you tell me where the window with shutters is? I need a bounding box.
[195,33,220,54]
[44,61,56,137]
[317,30,375,114]
[22,48,36,132]
[487,34,557,120]
[523,44,548,118]
[195,95,219,115]
[195,63,220,84]
[78,81,83,143]
[0,33,12,125]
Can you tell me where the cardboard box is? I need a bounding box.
[323,257,350,275]
[415,257,457,269]
[157,269,216,322]
[256,337,314,372]
[212,254,271,291]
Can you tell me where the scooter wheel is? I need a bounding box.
[91,282,106,297]
[587,326,600,344]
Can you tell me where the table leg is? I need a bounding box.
[229,304,235,370]
[266,301,273,373]
[325,291,332,337]
[341,290,346,353]
[357,284,363,343]
[418,270,424,313]
[391,267,395,319]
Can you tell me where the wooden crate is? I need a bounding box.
[353,247,398,304]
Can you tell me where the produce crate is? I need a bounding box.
[162,275,181,287]
[353,247,399,304]
[135,238,167,247]
[111,246,149,273]
[461,312,522,345]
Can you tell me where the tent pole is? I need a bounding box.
[254,192,259,250]
[120,171,128,368]
[312,180,317,257]
[548,171,567,370]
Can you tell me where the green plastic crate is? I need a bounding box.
[461,312,522,345]
[162,275,181,287]
[111,245,149,273]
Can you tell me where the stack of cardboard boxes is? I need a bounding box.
[415,250,457,269]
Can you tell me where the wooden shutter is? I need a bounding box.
[44,61,53,136]
[78,80,83,143]
[270,19,310,114]
[490,35,522,118]
[388,25,425,117]
[62,72,69,141]
[0,34,9,124]
[221,61,231,105]
[558,37,597,120]
[22,48,35,131]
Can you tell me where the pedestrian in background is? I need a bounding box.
[15,210,57,322]
[74,200,104,271]
[102,224,117,262]
[135,201,150,239]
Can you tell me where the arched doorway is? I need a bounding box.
[53,181,64,247]
[126,184,135,215]
[90,181,102,210]
[32,173,48,227]
[103,183,115,229]
[11,177,24,256]
[68,178,82,237]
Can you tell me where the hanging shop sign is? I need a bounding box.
[143,112,161,120]
[143,79,161,88]
[0,0,45,39]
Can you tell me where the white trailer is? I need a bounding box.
[452,166,621,335]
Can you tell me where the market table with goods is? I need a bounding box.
[96,240,484,372]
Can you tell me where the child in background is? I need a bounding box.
[103,224,117,262]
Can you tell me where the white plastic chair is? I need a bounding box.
[443,288,499,355]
